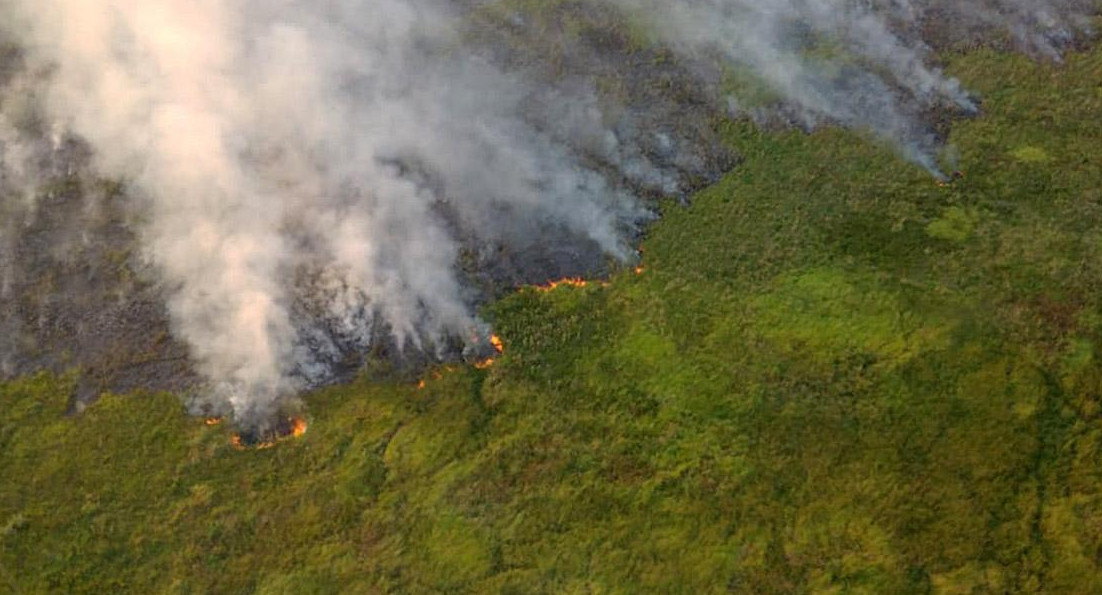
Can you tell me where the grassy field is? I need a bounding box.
[4,44,1102,593]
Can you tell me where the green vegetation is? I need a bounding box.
[4,45,1102,593]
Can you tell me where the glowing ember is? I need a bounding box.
[544,278,584,290]
[490,334,504,353]
[230,416,308,450]
[634,265,645,275]
[204,417,222,426]
[417,379,426,390]
[533,277,606,292]
[475,357,495,369]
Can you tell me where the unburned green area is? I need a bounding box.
[4,46,1102,593]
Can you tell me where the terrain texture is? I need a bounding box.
[4,31,1102,592]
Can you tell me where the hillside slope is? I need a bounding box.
[3,45,1102,593]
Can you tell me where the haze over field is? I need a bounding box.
[0,0,1092,427]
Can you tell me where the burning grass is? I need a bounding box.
[529,277,608,292]
[472,333,505,370]
[473,358,495,369]
[230,416,308,450]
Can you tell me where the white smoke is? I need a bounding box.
[0,0,1093,425]
[0,63,63,300]
[1,0,646,424]
[605,0,1092,174]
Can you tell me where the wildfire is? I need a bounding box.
[417,379,426,390]
[204,417,222,426]
[230,416,308,450]
[473,333,505,370]
[533,277,605,292]
[634,265,645,275]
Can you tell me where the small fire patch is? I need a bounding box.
[231,416,308,450]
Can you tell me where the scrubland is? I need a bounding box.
[3,44,1102,593]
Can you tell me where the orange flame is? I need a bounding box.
[417,379,426,390]
[474,358,495,369]
[204,417,222,426]
[468,334,504,370]
[230,417,308,450]
[534,277,590,291]
[634,265,645,275]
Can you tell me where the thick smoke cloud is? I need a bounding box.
[1,0,653,426]
[0,62,68,303]
[0,0,1093,427]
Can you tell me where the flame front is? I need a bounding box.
[535,277,590,291]
[205,417,222,426]
[474,333,504,369]
[230,416,308,449]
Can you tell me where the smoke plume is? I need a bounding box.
[0,0,1093,427]
[604,0,1093,174]
[0,0,655,426]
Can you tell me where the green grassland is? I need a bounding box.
[4,45,1102,593]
